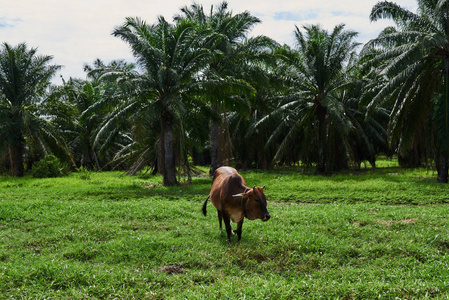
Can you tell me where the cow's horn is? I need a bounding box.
[232,193,245,198]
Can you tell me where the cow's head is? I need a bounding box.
[233,186,271,221]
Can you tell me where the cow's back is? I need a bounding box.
[210,167,246,211]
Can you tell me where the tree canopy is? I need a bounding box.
[0,0,447,184]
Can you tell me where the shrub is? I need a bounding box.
[76,166,91,180]
[30,155,70,178]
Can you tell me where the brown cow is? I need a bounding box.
[202,166,270,243]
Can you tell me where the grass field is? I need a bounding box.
[1,162,449,299]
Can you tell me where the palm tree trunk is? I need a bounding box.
[218,110,234,166]
[209,103,221,175]
[9,142,24,177]
[89,147,100,170]
[437,62,449,183]
[210,106,233,175]
[437,155,449,183]
[316,103,327,174]
[161,118,177,186]
[158,131,165,179]
[210,120,219,176]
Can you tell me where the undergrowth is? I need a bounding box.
[0,166,449,299]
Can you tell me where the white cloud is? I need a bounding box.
[1,0,417,83]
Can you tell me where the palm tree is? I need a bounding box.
[262,24,361,173]
[364,0,449,182]
[0,43,64,176]
[175,1,276,174]
[43,59,136,172]
[84,59,140,171]
[106,16,220,185]
[47,78,104,169]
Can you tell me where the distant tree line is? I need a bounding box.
[1,0,449,184]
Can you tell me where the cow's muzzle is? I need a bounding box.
[262,213,271,222]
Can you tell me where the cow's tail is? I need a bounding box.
[202,195,210,216]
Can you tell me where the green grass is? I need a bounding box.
[1,166,449,299]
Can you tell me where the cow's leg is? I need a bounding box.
[221,213,233,243]
[233,219,244,242]
[217,210,223,229]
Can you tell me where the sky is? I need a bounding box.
[1,0,418,84]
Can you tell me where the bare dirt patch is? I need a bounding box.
[157,264,185,274]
